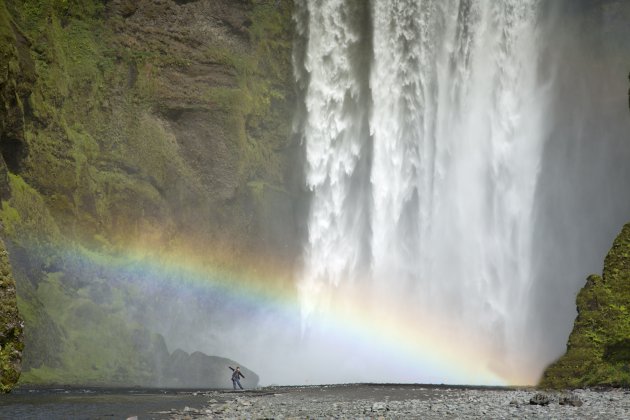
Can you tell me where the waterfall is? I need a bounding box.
[297,0,550,383]
[296,0,372,323]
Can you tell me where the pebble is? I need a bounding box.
[165,387,630,419]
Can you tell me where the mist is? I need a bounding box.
[95,0,630,387]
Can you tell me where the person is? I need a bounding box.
[229,366,245,390]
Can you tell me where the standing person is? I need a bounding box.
[229,366,245,390]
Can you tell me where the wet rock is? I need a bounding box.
[559,394,583,407]
[529,392,551,406]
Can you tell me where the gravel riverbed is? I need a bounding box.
[160,384,630,419]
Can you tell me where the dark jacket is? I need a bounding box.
[229,367,245,380]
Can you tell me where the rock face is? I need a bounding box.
[540,224,630,388]
[0,1,29,393]
[0,0,294,387]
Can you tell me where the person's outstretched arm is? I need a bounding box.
[229,366,235,372]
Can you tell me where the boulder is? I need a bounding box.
[559,394,583,407]
[159,349,259,389]
[529,393,551,406]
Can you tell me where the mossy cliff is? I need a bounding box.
[0,0,296,388]
[540,224,630,388]
[0,0,29,392]
[0,237,23,392]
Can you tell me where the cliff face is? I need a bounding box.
[0,0,29,392]
[0,0,296,387]
[540,225,630,388]
[1,0,296,256]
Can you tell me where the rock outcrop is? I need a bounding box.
[540,224,630,388]
[161,349,258,389]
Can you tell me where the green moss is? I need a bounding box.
[540,224,630,388]
[0,174,61,245]
[15,271,152,386]
[0,237,23,393]
[0,2,15,52]
[11,246,169,386]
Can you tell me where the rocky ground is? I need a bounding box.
[158,384,630,419]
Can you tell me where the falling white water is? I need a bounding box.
[370,0,548,370]
[296,0,372,324]
[298,0,550,383]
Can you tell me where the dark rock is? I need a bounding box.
[559,394,583,407]
[529,393,551,406]
[0,4,35,186]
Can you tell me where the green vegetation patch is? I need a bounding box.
[0,237,23,393]
[540,224,630,388]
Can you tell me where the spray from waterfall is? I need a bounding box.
[131,0,630,387]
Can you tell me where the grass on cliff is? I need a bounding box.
[540,224,630,388]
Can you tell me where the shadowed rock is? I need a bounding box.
[559,394,583,407]
[530,393,551,406]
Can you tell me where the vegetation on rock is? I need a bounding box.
[540,224,630,388]
[0,237,23,392]
[0,0,296,387]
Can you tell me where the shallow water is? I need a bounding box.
[0,387,212,420]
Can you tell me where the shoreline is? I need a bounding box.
[14,381,630,393]
[4,384,628,419]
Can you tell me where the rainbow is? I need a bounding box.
[29,237,533,386]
